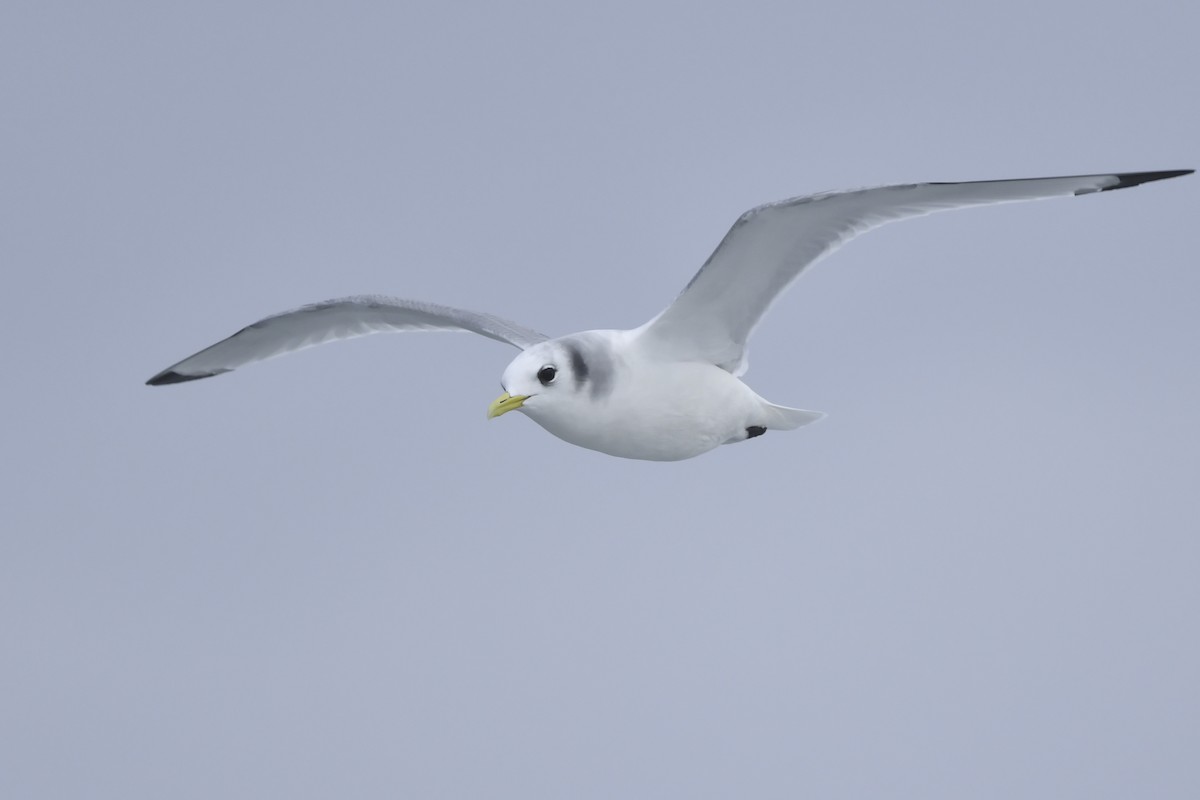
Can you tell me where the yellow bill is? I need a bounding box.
[487,392,529,419]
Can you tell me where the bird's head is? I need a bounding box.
[488,334,615,424]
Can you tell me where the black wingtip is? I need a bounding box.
[1101,169,1194,192]
[146,370,218,386]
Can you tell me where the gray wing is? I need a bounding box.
[638,169,1192,374]
[146,294,549,385]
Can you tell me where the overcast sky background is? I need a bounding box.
[3,2,1197,798]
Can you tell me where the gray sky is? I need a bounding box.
[3,1,1197,798]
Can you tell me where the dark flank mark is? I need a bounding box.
[566,343,589,385]
[746,426,766,439]
[1097,169,1193,192]
[145,369,228,386]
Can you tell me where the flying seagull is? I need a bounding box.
[148,169,1192,461]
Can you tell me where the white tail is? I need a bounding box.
[761,402,825,431]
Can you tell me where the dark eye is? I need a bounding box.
[537,365,557,385]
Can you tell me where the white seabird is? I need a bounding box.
[148,169,1192,461]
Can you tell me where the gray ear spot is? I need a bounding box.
[559,333,614,400]
[566,344,589,384]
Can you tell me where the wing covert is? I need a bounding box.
[146,294,548,385]
[638,170,1191,373]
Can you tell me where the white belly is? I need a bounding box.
[523,361,764,461]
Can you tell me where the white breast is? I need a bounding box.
[524,356,765,461]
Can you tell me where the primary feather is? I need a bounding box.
[638,170,1192,375]
[146,295,548,385]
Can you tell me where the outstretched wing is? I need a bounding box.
[146,294,549,385]
[638,169,1192,374]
